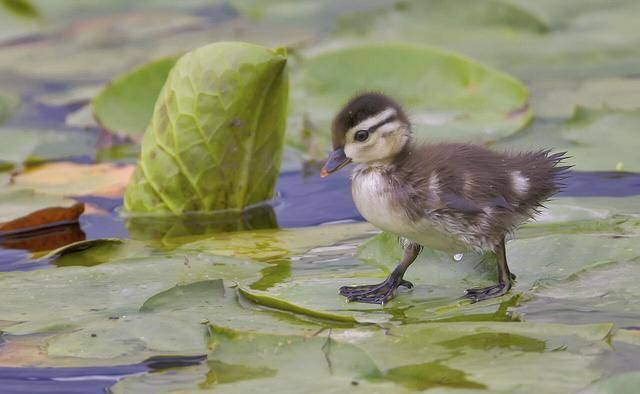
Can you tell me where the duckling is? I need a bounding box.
[321,92,569,304]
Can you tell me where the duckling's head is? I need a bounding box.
[321,92,410,177]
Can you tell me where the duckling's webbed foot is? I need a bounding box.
[464,282,511,302]
[339,275,413,304]
[463,238,514,303]
[339,241,421,305]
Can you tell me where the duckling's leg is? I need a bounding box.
[463,238,513,303]
[339,242,421,304]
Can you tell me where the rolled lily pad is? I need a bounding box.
[92,56,179,137]
[293,43,531,153]
[0,188,84,235]
[124,42,289,214]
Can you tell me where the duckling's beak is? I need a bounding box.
[320,147,351,178]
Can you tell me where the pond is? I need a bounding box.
[1,1,640,393]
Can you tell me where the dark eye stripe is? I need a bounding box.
[356,115,398,134]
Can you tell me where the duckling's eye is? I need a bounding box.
[354,130,369,142]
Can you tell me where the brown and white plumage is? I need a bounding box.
[321,92,569,304]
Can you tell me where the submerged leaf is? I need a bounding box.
[124,42,288,214]
[92,56,179,137]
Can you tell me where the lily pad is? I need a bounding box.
[0,128,97,170]
[515,259,640,327]
[92,56,179,137]
[529,77,640,119]
[0,188,84,235]
[0,93,18,125]
[234,224,640,325]
[124,42,289,214]
[293,43,531,153]
[580,372,640,394]
[112,320,611,393]
[492,107,640,172]
[12,162,135,198]
[0,0,40,20]
[0,252,277,362]
[559,107,640,172]
[43,238,151,268]
[335,0,640,80]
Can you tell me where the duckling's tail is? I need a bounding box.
[518,150,572,216]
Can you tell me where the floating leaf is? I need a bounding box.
[92,56,179,137]
[112,320,611,393]
[0,188,84,235]
[516,260,640,327]
[559,107,640,172]
[124,42,288,214]
[530,77,640,119]
[0,128,97,170]
[12,162,134,198]
[335,0,640,80]
[0,93,18,125]
[494,108,640,172]
[293,43,531,153]
[43,238,151,268]
[229,225,640,324]
[0,0,40,19]
[579,372,640,394]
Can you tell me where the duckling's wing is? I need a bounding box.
[440,192,484,214]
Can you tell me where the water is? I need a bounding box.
[0,355,205,394]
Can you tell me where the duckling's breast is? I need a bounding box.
[351,166,468,253]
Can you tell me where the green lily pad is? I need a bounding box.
[492,107,640,172]
[0,93,18,125]
[0,223,377,364]
[43,238,152,267]
[112,320,611,393]
[124,42,289,214]
[0,0,40,19]
[580,372,640,394]
[335,0,640,80]
[0,128,97,170]
[293,43,531,154]
[529,77,640,119]
[230,0,392,33]
[516,259,640,327]
[92,56,179,137]
[234,224,640,325]
[559,107,640,172]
